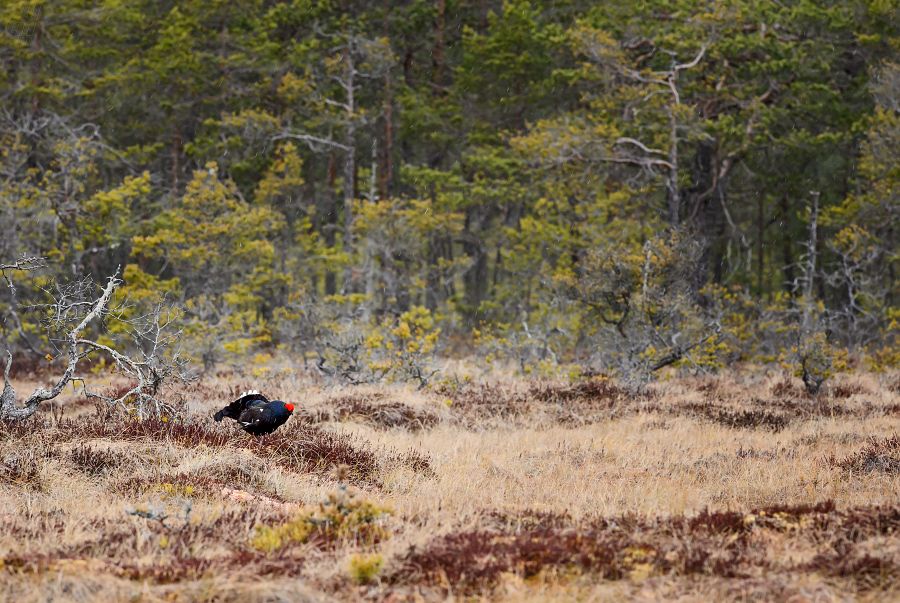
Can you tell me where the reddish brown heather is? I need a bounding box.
[831,382,871,399]
[806,553,900,583]
[433,381,531,420]
[772,379,804,399]
[52,415,234,447]
[243,421,378,479]
[2,508,305,585]
[67,445,137,477]
[0,455,43,492]
[432,379,654,427]
[429,376,898,432]
[528,378,630,404]
[295,393,441,431]
[826,434,900,474]
[4,413,430,485]
[389,501,899,595]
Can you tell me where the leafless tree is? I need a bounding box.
[1,264,193,420]
[0,255,48,356]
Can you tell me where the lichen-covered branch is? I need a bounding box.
[2,269,192,420]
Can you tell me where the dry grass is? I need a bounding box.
[3,368,900,601]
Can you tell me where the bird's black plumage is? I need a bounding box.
[214,390,294,436]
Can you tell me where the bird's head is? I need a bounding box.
[284,402,294,413]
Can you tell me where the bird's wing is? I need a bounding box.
[214,390,270,422]
[237,405,272,430]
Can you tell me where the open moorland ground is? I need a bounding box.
[4,368,900,602]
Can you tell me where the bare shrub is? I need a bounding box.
[2,265,193,420]
[792,330,840,395]
[314,305,442,388]
[473,317,574,376]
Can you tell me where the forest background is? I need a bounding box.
[3,0,900,392]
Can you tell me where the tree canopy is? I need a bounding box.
[2,0,900,378]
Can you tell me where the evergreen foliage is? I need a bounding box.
[2,0,900,378]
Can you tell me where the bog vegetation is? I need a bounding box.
[4,373,900,601]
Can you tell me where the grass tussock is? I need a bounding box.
[679,403,790,432]
[245,422,378,480]
[831,382,871,399]
[0,434,58,492]
[434,380,531,421]
[433,378,651,427]
[528,378,629,404]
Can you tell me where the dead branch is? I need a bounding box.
[0,255,47,356]
[127,498,192,533]
[2,271,118,420]
[272,131,350,152]
[0,254,46,298]
[615,137,669,156]
[2,269,192,420]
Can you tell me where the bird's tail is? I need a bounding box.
[214,401,243,422]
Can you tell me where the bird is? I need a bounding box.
[213,390,294,436]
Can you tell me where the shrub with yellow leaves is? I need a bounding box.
[252,481,391,552]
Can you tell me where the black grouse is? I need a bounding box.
[213,390,294,436]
